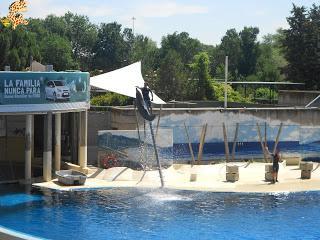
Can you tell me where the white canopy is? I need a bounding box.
[90,62,165,104]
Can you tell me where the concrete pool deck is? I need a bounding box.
[33,162,320,193]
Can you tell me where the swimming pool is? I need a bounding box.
[0,185,320,240]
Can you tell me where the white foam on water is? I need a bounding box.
[145,191,192,202]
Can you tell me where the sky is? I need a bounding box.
[0,0,316,45]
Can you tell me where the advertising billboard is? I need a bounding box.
[0,72,90,113]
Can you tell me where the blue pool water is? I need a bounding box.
[0,185,320,240]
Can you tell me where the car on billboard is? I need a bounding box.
[45,80,70,101]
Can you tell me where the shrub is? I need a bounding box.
[211,82,250,103]
[255,87,278,100]
[91,92,132,106]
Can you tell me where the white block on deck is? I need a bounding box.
[226,165,239,174]
[190,173,197,182]
[265,164,273,173]
[226,172,239,182]
[301,170,312,179]
[300,162,313,171]
[265,172,273,181]
[285,156,301,166]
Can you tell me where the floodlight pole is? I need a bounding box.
[224,56,228,109]
[132,17,136,35]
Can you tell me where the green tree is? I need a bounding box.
[40,34,78,70]
[0,27,40,70]
[93,22,130,72]
[282,4,320,89]
[8,49,20,70]
[160,32,202,65]
[256,32,287,82]
[26,18,48,41]
[202,44,220,78]
[282,5,308,84]
[64,12,98,71]
[189,52,213,100]
[157,50,186,101]
[219,29,241,80]
[43,15,68,37]
[239,27,260,78]
[130,34,161,89]
[0,29,11,68]
[122,28,135,63]
[132,35,159,69]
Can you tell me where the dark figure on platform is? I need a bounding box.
[138,83,153,113]
[265,146,281,184]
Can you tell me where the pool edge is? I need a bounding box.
[0,225,45,240]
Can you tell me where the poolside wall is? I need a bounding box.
[105,107,320,128]
[278,90,320,107]
[87,107,320,163]
[88,111,112,164]
[1,108,319,165]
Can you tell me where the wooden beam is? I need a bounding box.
[223,123,230,162]
[231,123,239,162]
[184,122,195,166]
[256,123,268,162]
[155,105,163,138]
[197,123,207,165]
[273,123,283,154]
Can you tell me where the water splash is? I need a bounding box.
[145,191,192,202]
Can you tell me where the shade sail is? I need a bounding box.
[90,62,165,104]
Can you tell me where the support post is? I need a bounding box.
[231,123,239,162]
[31,116,34,162]
[155,105,163,138]
[25,115,33,183]
[264,122,267,146]
[43,112,52,181]
[223,123,230,162]
[134,101,141,141]
[256,123,268,162]
[5,116,15,179]
[197,123,207,165]
[224,56,228,109]
[54,113,61,172]
[71,112,78,164]
[184,122,195,166]
[149,121,164,187]
[78,111,88,169]
[273,123,283,154]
